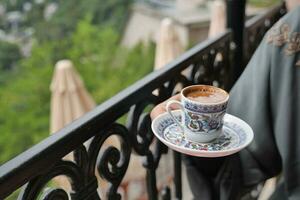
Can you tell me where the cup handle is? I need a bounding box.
[166,100,185,133]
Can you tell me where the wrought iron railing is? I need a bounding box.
[0,2,286,200]
[0,31,232,200]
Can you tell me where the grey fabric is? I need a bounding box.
[185,6,300,200]
[184,155,242,200]
[185,161,213,199]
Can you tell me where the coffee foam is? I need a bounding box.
[184,86,227,103]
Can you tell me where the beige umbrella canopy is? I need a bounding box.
[285,0,300,11]
[208,0,226,64]
[208,0,226,38]
[50,60,95,134]
[50,60,96,190]
[154,18,185,95]
[154,18,184,70]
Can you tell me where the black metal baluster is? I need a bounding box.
[145,154,158,200]
[226,0,246,88]
[161,186,171,200]
[173,151,182,200]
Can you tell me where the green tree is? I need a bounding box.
[249,0,280,7]
[0,18,154,166]
[0,42,53,164]
[0,41,21,70]
[0,3,155,199]
[67,18,154,102]
[26,0,132,42]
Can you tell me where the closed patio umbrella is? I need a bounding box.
[285,0,300,11]
[208,0,226,65]
[50,59,96,190]
[208,0,226,38]
[154,18,184,70]
[154,18,185,94]
[50,60,95,134]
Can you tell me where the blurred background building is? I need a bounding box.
[122,0,265,48]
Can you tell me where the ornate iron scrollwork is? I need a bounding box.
[18,123,131,200]
[18,160,83,200]
[41,188,69,200]
[190,45,230,90]
[89,123,131,200]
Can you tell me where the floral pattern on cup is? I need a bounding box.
[184,110,225,134]
[184,100,228,113]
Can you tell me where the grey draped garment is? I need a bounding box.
[185,6,300,200]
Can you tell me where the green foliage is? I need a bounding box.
[24,0,132,42]
[0,18,154,166]
[0,43,53,164]
[0,41,21,70]
[1,0,131,41]
[1,0,27,11]
[67,18,154,102]
[248,0,280,7]
[6,190,19,200]
[0,2,154,199]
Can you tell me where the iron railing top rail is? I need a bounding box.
[0,30,232,199]
[245,3,285,30]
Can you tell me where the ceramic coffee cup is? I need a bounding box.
[166,85,229,143]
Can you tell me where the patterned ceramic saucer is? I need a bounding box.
[151,110,253,157]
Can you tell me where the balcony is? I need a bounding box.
[0,1,286,200]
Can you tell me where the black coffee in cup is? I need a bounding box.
[184,85,228,103]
